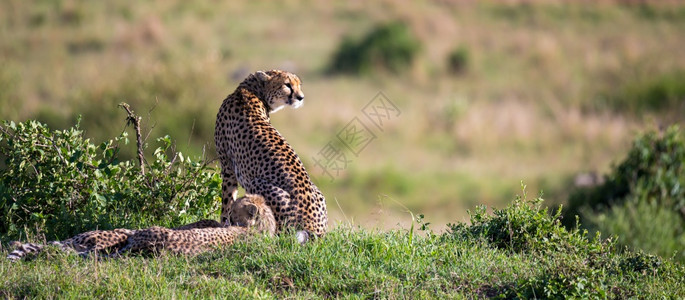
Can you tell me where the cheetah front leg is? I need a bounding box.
[219,158,240,224]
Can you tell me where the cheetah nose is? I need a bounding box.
[296,94,304,101]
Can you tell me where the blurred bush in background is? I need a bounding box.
[597,71,685,115]
[447,46,469,76]
[566,126,685,261]
[328,21,421,75]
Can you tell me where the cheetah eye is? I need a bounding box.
[284,83,294,96]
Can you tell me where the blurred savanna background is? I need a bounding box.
[1,0,684,239]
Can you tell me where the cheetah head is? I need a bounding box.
[230,194,277,236]
[255,70,305,113]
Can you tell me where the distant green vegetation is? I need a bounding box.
[2,194,682,298]
[0,117,220,241]
[328,21,421,75]
[566,126,685,262]
[598,71,685,115]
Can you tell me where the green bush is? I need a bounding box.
[445,188,673,298]
[0,117,221,241]
[565,125,685,261]
[448,187,592,254]
[328,21,421,75]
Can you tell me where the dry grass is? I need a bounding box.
[1,0,684,229]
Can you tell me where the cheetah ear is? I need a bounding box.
[255,71,271,82]
[247,204,258,217]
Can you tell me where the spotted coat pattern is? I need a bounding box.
[6,220,227,261]
[215,70,327,236]
[115,194,276,256]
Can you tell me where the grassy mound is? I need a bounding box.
[2,192,682,298]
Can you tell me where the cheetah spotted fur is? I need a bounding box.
[114,194,276,256]
[215,70,327,238]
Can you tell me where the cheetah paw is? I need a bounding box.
[296,230,309,245]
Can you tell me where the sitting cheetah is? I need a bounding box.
[7,219,224,261]
[215,70,327,240]
[114,194,276,256]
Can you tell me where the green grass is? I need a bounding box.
[2,197,683,298]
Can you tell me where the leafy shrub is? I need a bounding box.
[447,46,469,75]
[448,186,592,253]
[619,250,663,274]
[566,125,685,261]
[0,117,221,241]
[444,188,673,298]
[328,21,421,75]
[512,249,664,299]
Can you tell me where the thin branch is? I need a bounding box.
[0,124,13,137]
[143,96,160,144]
[119,103,145,175]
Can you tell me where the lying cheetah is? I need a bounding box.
[215,70,327,240]
[6,219,224,261]
[6,195,271,260]
[114,193,276,256]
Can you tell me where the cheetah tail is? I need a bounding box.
[6,242,45,261]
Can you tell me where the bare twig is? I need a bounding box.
[119,103,146,175]
[143,97,160,144]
